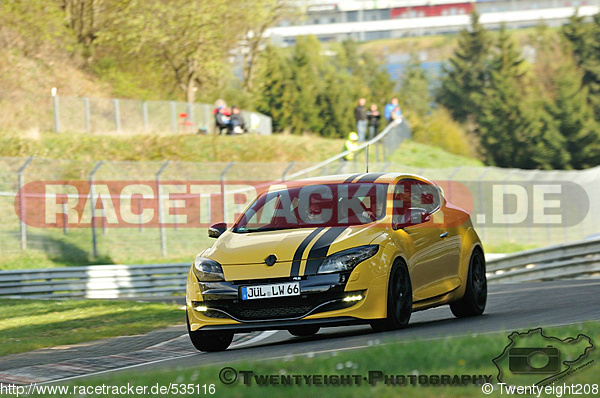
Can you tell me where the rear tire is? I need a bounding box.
[450,249,487,318]
[288,325,320,337]
[371,260,412,332]
[186,310,233,352]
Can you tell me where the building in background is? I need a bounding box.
[267,0,600,45]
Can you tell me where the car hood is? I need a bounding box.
[202,225,385,266]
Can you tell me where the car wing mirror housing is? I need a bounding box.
[208,222,227,238]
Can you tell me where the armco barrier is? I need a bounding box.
[2,239,599,299]
[0,263,189,299]
[486,237,600,283]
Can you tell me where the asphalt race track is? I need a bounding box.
[1,280,599,385]
[144,280,600,369]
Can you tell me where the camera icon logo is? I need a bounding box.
[508,346,560,374]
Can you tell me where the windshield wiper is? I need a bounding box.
[235,226,280,233]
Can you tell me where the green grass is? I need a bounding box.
[484,242,540,254]
[53,321,599,397]
[0,299,183,356]
[0,227,209,270]
[388,140,484,168]
[0,132,345,163]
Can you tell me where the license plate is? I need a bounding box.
[241,282,300,300]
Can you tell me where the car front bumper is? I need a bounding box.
[186,260,388,332]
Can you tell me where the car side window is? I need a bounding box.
[392,179,441,229]
[416,182,441,214]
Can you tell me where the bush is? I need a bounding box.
[409,107,479,158]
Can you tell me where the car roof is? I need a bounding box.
[290,172,435,186]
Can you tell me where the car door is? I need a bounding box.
[392,179,460,302]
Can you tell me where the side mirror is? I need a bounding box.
[208,222,227,238]
[393,208,430,230]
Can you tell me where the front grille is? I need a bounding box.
[204,294,356,321]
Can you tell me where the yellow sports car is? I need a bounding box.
[186,173,486,351]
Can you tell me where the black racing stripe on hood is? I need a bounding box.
[290,228,325,277]
[303,227,348,276]
[356,172,386,183]
[343,174,362,183]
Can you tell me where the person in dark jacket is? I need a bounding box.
[213,99,232,135]
[366,104,381,140]
[230,106,247,134]
[354,98,367,142]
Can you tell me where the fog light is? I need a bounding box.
[194,305,208,312]
[343,295,363,302]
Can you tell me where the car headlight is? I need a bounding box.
[193,257,224,281]
[317,245,379,274]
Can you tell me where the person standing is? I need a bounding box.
[384,97,402,124]
[343,132,360,161]
[366,104,381,140]
[230,106,247,134]
[354,98,367,142]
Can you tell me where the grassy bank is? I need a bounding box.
[0,132,484,167]
[0,299,183,356]
[0,132,345,163]
[56,321,599,397]
[388,140,484,168]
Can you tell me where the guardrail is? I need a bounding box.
[486,237,600,283]
[2,238,598,299]
[0,263,189,299]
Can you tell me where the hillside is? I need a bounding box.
[0,132,482,167]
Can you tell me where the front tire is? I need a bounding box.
[288,325,320,337]
[450,248,487,318]
[371,260,412,332]
[186,310,233,352]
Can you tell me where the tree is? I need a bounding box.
[239,0,291,92]
[254,45,294,133]
[399,53,431,117]
[288,35,324,134]
[437,11,491,123]
[0,0,71,57]
[477,26,537,168]
[562,12,600,121]
[546,56,600,169]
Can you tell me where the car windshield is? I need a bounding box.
[233,183,388,233]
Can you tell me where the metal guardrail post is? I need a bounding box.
[138,198,144,232]
[187,102,194,129]
[220,162,234,222]
[476,168,491,242]
[52,95,60,133]
[84,98,91,133]
[18,157,33,250]
[62,203,68,235]
[142,101,149,132]
[501,170,518,243]
[282,162,295,181]
[170,101,177,134]
[90,161,104,258]
[156,161,170,257]
[113,99,121,133]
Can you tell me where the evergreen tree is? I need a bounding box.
[547,57,600,169]
[437,11,491,122]
[289,35,324,134]
[478,26,535,168]
[563,12,600,121]
[317,65,356,138]
[254,45,294,133]
[399,53,431,117]
[527,99,571,170]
